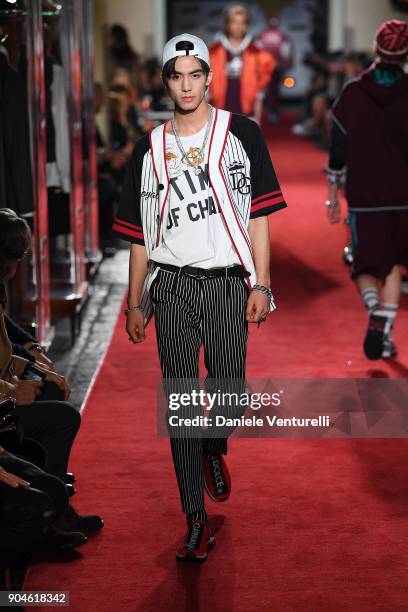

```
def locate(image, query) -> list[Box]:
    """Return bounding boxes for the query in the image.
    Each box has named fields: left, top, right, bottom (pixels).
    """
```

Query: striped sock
left=373, top=302, right=398, bottom=337
left=361, top=287, right=379, bottom=311
left=187, top=510, right=208, bottom=525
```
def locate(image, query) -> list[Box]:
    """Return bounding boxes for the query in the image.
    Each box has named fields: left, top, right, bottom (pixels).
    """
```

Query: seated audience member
left=4, top=310, right=54, bottom=370
left=0, top=208, right=104, bottom=541
left=1, top=378, right=74, bottom=578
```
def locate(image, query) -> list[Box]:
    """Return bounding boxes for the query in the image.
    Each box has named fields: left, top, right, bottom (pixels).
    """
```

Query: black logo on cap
left=175, top=40, right=194, bottom=55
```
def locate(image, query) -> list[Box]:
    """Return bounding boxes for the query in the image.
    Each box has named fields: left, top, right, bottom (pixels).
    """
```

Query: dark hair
left=344, top=52, right=372, bottom=69
left=110, top=24, right=137, bottom=63
left=161, top=57, right=210, bottom=85
left=0, top=208, right=31, bottom=281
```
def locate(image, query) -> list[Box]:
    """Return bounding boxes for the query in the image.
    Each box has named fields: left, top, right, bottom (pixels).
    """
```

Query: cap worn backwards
left=162, top=33, right=210, bottom=68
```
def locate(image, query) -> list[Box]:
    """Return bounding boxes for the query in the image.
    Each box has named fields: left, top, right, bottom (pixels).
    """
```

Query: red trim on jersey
left=151, top=126, right=171, bottom=247
left=251, top=196, right=286, bottom=213
left=217, top=112, right=255, bottom=288
left=112, top=222, right=144, bottom=241
left=208, top=110, right=253, bottom=290
left=251, top=190, right=282, bottom=205
left=114, top=218, right=143, bottom=232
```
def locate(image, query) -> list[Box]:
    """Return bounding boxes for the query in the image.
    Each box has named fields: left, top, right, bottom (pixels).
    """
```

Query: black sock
left=187, top=510, right=208, bottom=525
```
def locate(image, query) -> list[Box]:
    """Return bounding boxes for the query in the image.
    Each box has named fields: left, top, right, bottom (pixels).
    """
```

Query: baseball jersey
left=112, top=109, right=287, bottom=325
left=113, top=113, right=287, bottom=249
left=149, top=121, right=241, bottom=268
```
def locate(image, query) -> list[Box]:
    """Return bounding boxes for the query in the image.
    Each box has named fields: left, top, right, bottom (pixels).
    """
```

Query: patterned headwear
left=375, top=19, right=408, bottom=62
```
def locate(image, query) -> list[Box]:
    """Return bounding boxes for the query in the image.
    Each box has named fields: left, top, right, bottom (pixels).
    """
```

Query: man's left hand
left=246, top=290, right=269, bottom=324
left=33, top=363, right=71, bottom=400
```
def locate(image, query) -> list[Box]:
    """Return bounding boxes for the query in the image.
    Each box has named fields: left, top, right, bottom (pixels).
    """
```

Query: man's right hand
left=126, top=310, right=146, bottom=344
left=15, top=380, right=44, bottom=405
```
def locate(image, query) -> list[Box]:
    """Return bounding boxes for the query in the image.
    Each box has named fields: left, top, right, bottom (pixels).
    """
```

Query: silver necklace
left=170, top=106, right=214, bottom=175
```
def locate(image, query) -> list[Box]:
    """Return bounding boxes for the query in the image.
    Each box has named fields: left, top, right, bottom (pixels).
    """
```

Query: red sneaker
left=203, top=454, right=231, bottom=502
left=176, top=520, right=215, bottom=562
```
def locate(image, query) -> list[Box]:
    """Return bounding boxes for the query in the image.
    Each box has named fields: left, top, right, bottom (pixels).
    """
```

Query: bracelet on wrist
left=124, top=305, right=144, bottom=316
left=29, top=343, right=43, bottom=353
left=252, top=284, right=276, bottom=312
left=324, top=166, right=346, bottom=187
left=252, top=284, right=272, bottom=297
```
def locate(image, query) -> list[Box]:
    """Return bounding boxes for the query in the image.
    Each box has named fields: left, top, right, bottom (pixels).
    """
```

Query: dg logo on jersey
left=227, top=161, right=251, bottom=195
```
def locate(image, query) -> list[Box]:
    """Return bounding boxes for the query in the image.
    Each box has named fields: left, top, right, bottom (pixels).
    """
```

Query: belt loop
left=172, top=266, right=182, bottom=294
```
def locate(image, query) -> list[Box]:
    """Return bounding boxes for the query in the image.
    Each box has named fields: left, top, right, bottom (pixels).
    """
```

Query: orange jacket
left=209, top=41, right=275, bottom=115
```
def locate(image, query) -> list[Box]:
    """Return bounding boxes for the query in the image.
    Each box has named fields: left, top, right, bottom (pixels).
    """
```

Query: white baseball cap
left=162, top=33, right=210, bottom=69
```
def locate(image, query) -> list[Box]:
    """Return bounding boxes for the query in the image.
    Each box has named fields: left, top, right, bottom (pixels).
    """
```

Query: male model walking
left=326, top=20, right=408, bottom=360
left=113, top=33, right=287, bottom=561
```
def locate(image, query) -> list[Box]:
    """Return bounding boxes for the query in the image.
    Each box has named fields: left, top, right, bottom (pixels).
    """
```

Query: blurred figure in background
left=94, top=83, right=121, bottom=256
left=209, top=3, right=275, bottom=124
left=138, top=58, right=167, bottom=111
left=293, top=51, right=370, bottom=146
left=111, top=68, right=142, bottom=136
left=108, top=84, right=135, bottom=186
left=111, top=68, right=156, bottom=138
left=326, top=20, right=408, bottom=360
left=107, top=24, right=140, bottom=84
left=256, top=16, right=293, bottom=124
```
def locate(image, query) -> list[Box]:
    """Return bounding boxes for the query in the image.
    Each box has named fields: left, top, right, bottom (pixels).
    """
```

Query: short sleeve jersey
left=113, top=113, right=287, bottom=250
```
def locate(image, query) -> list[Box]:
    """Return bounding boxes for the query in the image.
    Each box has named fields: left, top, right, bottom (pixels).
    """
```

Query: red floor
left=25, top=119, right=408, bottom=611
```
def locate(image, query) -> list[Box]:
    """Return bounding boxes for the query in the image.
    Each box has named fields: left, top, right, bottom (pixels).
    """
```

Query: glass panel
left=46, top=0, right=85, bottom=304
left=80, top=0, right=100, bottom=267
left=0, top=0, right=51, bottom=344
left=27, top=0, right=52, bottom=344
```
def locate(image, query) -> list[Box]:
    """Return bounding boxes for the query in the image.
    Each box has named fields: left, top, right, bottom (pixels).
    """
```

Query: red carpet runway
left=25, top=120, right=408, bottom=611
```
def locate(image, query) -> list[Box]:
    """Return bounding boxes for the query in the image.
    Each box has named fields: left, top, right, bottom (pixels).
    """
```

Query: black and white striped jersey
left=113, top=113, right=287, bottom=249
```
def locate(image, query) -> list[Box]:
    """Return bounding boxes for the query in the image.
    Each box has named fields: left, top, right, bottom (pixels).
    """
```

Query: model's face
left=227, top=14, right=248, bottom=40
left=165, top=56, right=212, bottom=112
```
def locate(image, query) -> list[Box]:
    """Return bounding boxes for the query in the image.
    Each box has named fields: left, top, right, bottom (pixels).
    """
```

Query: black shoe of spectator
left=44, top=525, right=88, bottom=551
left=66, top=483, right=77, bottom=497
left=54, top=504, right=104, bottom=534
left=63, top=472, right=76, bottom=485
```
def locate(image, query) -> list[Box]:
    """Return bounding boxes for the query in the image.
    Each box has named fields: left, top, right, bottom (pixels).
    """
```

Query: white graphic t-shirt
left=149, top=123, right=241, bottom=269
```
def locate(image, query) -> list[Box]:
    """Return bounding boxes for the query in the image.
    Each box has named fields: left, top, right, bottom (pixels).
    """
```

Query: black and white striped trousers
left=150, top=267, right=248, bottom=514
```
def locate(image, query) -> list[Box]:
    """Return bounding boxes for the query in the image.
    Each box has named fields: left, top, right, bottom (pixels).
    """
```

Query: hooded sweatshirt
left=330, top=62, right=408, bottom=211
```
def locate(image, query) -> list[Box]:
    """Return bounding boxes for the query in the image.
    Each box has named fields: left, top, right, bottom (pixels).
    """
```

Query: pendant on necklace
left=194, top=166, right=202, bottom=175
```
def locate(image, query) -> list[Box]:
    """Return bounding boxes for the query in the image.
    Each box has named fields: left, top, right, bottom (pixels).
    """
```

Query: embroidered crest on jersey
left=228, top=161, right=251, bottom=195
